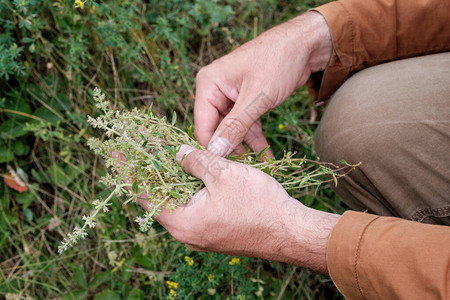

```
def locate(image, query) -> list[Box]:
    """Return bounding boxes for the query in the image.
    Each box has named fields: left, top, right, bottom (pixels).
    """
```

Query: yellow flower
left=278, top=124, right=285, bottom=130
left=184, top=256, right=194, bottom=266
left=208, top=274, right=215, bottom=282
left=229, top=257, right=240, bottom=265
left=74, top=0, right=84, bottom=8
left=166, top=280, right=178, bottom=289
left=169, top=289, right=177, bottom=297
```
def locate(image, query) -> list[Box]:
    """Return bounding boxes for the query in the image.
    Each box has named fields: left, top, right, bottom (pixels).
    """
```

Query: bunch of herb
left=58, top=88, right=358, bottom=253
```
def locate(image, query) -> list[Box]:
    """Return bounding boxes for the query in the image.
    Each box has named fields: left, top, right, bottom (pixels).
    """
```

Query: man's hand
left=195, top=11, right=332, bottom=156
left=138, top=145, right=340, bottom=275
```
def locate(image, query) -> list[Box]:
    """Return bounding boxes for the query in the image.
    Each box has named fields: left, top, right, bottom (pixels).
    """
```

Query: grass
left=0, top=0, right=345, bottom=299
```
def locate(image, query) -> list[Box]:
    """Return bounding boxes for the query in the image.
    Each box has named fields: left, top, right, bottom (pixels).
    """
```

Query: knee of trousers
left=314, top=53, right=450, bottom=224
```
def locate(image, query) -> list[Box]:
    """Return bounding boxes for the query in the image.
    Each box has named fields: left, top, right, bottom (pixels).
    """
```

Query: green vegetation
left=0, top=0, right=345, bottom=299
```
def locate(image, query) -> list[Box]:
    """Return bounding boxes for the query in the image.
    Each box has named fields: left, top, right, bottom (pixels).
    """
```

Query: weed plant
left=58, top=88, right=356, bottom=254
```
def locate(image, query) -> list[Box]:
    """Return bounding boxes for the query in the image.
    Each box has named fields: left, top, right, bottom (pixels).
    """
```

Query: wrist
left=288, top=11, right=333, bottom=73
left=279, top=198, right=340, bottom=275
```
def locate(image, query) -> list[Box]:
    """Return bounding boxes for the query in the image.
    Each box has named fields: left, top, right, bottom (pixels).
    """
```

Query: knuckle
left=219, top=117, right=248, bottom=142
left=196, top=66, right=210, bottom=83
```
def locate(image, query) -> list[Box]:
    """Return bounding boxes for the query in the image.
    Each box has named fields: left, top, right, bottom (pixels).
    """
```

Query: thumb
left=176, top=144, right=230, bottom=185
left=208, top=90, right=273, bottom=157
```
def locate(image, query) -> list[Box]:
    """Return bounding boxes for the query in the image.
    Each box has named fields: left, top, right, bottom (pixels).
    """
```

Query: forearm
left=242, top=197, right=339, bottom=276
left=276, top=200, right=339, bottom=275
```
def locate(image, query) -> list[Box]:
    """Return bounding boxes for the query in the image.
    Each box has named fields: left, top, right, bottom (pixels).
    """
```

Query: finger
left=244, top=121, right=274, bottom=158
left=176, top=144, right=230, bottom=186
left=217, top=110, right=247, bottom=156
left=194, top=76, right=233, bottom=147
left=156, top=188, right=211, bottom=247
left=207, top=87, right=273, bottom=157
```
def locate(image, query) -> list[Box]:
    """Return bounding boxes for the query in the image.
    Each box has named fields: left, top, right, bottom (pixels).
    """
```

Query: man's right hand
left=194, top=11, right=332, bottom=157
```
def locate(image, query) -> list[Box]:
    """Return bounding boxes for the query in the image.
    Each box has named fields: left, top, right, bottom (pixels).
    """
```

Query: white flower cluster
left=58, top=226, right=88, bottom=254
left=93, top=199, right=111, bottom=213
left=135, top=212, right=154, bottom=232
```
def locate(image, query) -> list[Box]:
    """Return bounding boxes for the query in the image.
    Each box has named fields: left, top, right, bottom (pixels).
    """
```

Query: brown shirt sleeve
left=307, top=0, right=450, bottom=101
left=327, top=211, right=450, bottom=299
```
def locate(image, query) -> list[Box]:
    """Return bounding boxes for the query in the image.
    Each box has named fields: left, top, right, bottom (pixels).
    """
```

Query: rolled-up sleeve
left=306, top=0, right=450, bottom=101
left=327, top=211, right=450, bottom=299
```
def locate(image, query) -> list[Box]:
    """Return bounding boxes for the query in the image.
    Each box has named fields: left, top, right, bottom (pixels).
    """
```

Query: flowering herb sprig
left=58, top=88, right=358, bottom=253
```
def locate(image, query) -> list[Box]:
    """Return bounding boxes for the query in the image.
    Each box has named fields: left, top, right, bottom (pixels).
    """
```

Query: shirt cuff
left=306, top=2, right=355, bottom=101
left=326, top=211, right=380, bottom=299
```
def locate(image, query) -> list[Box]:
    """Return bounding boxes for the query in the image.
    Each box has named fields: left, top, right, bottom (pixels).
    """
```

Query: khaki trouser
left=315, top=52, right=450, bottom=225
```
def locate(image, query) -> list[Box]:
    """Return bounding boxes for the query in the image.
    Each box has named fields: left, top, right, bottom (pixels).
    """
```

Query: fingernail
left=176, top=144, right=196, bottom=164
left=208, top=137, right=231, bottom=157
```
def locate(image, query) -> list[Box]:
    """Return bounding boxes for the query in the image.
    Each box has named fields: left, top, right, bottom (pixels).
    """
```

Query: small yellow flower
left=184, top=255, right=194, bottom=266
left=229, top=257, right=240, bottom=265
left=278, top=124, right=285, bottom=130
left=208, top=274, right=215, bottom=282
left=74, top=0, right=84, bottom=8
left=169, top=289, right=177, bottom=297
left=166, top=280, right=178, bottom=289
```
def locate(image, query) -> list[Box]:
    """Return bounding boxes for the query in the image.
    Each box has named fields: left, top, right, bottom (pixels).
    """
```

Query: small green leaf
left=171, top=110, right=177, bottom=126
left=332, top=173, right=338, bottom=187
left=88, top=272, right=110, bottom=289
left=134, top=255, right=153, bottom=269
left=132, top=180, right=139, bottom=194
left=170, top=191, right=180, bottom=200
left=15, top=192, right=34, bottom=208
left=153, top=160, right=161, bottom=171
left=187, top=125, right=194, bottom=139
left=122, top=257, right=134, bottom=281
left=256, top=145, right=270, bottom=160
left=12, top=139, right=28, bottom=156
left=0, top=119, right=27, bottom=140
left=139, top=132, right=148, bottom=147
left=127, top=288, right=144, bottom=300
left=147, top=104, right=153, bottom=116
left=46, top=165, right=70, bottom=186
left=0, top=147, right=14, bottom=163
left=0, top=146, right=14, bottom=163
left=22, top=208, right=33, bottom=222
left=73, top=265, right=87, bottom=290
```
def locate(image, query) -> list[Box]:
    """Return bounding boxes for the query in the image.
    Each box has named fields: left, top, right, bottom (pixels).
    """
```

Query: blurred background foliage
left=0, top=0, right=345, bottom=299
